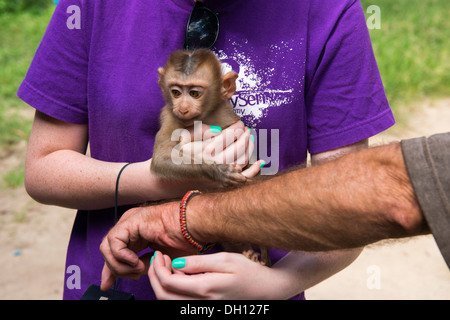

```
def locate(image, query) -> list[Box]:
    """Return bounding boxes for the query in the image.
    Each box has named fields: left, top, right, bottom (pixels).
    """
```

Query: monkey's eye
left=189, top=90, right=201, bottom=98
left=171, top=90, right=181, bottom=98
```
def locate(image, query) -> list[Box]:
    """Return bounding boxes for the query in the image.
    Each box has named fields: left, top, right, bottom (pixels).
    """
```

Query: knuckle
left=99, top=240, right=106, bottom=252
left=203, top=145, right=214, bottom=157
left=217, top=252, right=235, bottom=266
left=196, top=282, right=212, bottom=298
left=158, top=276, right=171, bottom=289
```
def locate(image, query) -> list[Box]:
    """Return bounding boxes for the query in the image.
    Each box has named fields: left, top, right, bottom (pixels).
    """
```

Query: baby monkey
left=151, top=49, right=270, bottom=266
left=152, top=49, right=247, bottom=186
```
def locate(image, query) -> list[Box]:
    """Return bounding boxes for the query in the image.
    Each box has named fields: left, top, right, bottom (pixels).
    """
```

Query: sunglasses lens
left=185, top=8, right=219, bottom=49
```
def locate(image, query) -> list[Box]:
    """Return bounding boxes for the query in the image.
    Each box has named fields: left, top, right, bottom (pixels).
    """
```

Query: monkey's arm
left=151, top=129, right=210, bottom=181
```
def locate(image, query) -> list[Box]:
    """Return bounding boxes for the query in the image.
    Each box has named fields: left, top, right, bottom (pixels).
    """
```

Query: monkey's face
left=164, top=65, right=217, bottom=126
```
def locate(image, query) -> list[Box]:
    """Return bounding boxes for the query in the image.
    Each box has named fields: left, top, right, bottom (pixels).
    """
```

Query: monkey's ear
left=221, top=71, right=238, bottom=100
left=157, top=67, right=165, bottom=85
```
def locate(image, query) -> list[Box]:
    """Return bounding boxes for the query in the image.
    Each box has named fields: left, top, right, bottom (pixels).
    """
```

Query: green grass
left=2, top=165, right=25, bottom=189
left=0, top=7, right=54, bottom=146
left=361, top=0, right=450, bottom=111
left=0, top=7, right=53, bottom=189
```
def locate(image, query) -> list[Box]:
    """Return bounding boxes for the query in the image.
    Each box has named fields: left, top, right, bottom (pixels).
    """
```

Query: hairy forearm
left=188, top=143, right=427, bottom=251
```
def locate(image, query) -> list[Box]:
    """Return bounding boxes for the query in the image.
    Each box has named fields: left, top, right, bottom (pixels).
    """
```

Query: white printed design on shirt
left=216, top=38, right=304, bottom=127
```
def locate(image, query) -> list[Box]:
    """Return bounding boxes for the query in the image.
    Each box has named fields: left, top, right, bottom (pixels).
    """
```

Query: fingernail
left=172, top=258, right=186, bottom=269
left=259, top=161, right=266, bottom=168
left=250, top=135, right=254, bottom=142
left=210, top=125, right=222, bottom=134
left=150, top=251, right=156, bottom=265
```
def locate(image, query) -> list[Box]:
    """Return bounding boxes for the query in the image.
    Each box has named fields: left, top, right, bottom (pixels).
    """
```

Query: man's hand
left=99, top=201, right=195, bottom=291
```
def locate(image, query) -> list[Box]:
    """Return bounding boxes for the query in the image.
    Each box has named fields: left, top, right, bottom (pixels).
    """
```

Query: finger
left=223, top=128, right=251, bottom=166
left=235, top=130, right=255, bottom=168
left=180, top=125, right=224, bottom=163
left=203, top=125, right=224, bottom=140
left=186, top=123, right=223, bottom=141
left=227, top=120, right=246, bottom=132
left=207, top=121, right=246, bottom=151
left=100, top=237, right=128, bottom=279
left=100, top=235, right=146, bottom=281
left=221, top=123, right=247, bottom=150
left=139, top=252, right=153, bottom=275
left=163, top=253, right=173, bottom=268
left=149, top=252, right=172, bottom=298
left=108, top=230, right=141, bottom=267
left=241, top=160, right=264, bottom=179
left=172, top=252, right=237, bottom=274
left=149, top=252, right=196, bottom=300
left=100, top=263, right=116, bottom=291
left=204, top=127, right=248, bottom=164
left=150, top=253, right=240, bottom=298
left=151, top=252, right=204, bottom=299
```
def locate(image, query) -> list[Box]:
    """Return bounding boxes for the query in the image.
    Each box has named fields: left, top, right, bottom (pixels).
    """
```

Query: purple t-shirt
left=18, top=0, right=394, bottom=300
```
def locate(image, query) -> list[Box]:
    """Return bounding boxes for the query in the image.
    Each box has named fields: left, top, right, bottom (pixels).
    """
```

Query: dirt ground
left=0, top=98, right=449, bottom=300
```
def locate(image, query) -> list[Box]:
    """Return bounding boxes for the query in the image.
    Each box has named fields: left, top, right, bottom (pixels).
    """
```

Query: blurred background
left=0, top=0, right=449, bottom=299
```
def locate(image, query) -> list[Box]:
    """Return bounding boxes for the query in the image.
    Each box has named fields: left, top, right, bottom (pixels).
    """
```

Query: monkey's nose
left=179, top=108, right=189, bottom=115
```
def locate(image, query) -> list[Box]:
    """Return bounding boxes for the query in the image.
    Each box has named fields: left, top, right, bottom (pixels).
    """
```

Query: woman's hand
left=148, top=251, right=295, bottom=300
left=178, top=121, right=263, bottom=180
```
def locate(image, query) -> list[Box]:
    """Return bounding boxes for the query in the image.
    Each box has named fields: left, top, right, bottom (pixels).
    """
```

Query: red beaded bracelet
left=179, top=190, right=215, bottom=254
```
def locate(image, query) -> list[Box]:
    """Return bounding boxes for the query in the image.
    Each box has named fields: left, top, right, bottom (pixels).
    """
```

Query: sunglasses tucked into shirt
left=183, top=1, right=220, bottom=50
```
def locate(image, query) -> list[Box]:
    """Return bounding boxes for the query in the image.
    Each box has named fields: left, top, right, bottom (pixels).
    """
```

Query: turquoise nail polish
left=259, top=161, right=266, bottom=168
left=172, top=258, right=186, bottom=269
left=210, top=125, right=222, bottom=134
left=250, top=135, right=254, bottom=142
left=150, top=251, right=156, bottom=265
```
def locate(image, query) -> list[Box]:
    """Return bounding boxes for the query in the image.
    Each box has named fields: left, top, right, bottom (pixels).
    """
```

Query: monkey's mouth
left=175, top=114, right=201, bottom=126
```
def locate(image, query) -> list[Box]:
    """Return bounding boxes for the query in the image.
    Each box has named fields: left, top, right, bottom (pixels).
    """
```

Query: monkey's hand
left=210, top=163, right=247, bottom=187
